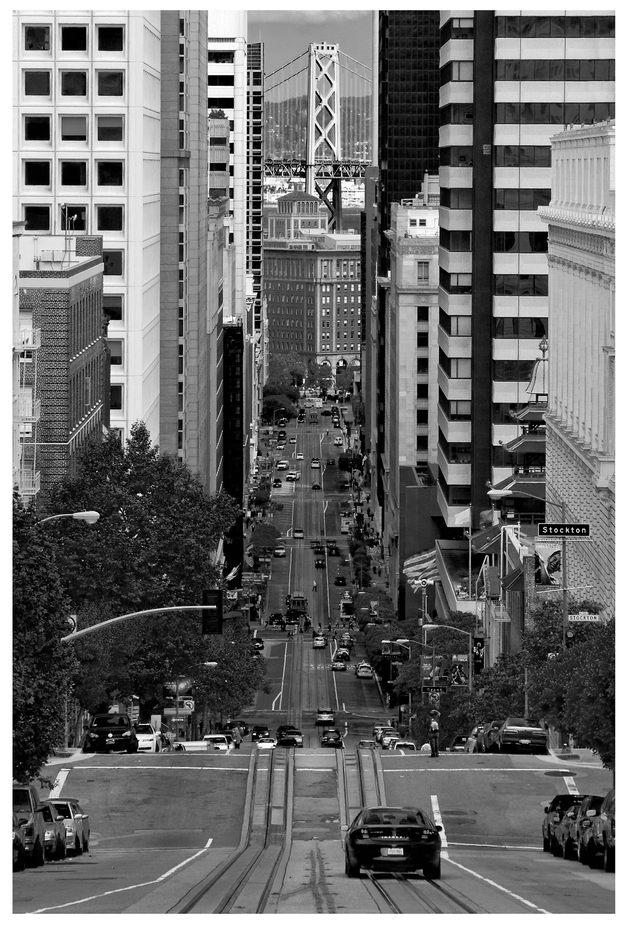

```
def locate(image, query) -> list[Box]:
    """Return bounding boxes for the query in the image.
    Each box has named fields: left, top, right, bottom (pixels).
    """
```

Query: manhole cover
left=544, top=770, right=577, bottom=777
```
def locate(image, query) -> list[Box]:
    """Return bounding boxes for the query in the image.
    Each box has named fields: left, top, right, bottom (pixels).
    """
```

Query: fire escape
left=14, top=326, right=41, bottom=500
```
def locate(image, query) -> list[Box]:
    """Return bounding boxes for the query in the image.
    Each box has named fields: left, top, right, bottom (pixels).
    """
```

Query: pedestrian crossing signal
left=202, top=589, right=223, bottom=634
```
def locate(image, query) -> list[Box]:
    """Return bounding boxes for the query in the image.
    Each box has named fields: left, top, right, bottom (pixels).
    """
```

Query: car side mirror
left=340, top=824, right=349, bottom=832
left=586, top=809, right=597, bottom=817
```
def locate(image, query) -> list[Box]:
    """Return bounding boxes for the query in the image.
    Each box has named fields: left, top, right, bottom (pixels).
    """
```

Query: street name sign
left=568, top=612, right=600, bottom=622
left=537, top=523, right=590, bottom=538
left=422, top=685, right=447, bottom=694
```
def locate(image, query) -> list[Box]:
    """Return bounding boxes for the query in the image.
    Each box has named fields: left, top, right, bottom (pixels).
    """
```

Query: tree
left=13, top=495, right=77, bottom=781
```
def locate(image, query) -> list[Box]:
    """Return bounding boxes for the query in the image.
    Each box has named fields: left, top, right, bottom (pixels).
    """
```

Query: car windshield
left=92, top=714, right=129, bottom=728
left=13, top=791, right=31, bottom=813
left=41, top=806, right=54, bottom=822
left=136, top=725, right=153, bottom=734
left=508, top=717, right=534, bottom=726
left=50, top=803, right=73, bottom=819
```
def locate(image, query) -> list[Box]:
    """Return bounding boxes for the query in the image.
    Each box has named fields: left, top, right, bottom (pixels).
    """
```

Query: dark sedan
left=334, top=574, right=347, bottom=586
left=493, top=717, right=548, bottom=754
left=475, top=720, right=505, bottom=753
left=251, top=724, right=270, bottom=742
left=553, top=794, right=605, bottom=861
left=314, top=558, right=326, bottom=568
left=321, top=729, right=344, bottom=748
left=342, top=806, right=442, bottom=879
left=83, top=713, right=138, bottom=753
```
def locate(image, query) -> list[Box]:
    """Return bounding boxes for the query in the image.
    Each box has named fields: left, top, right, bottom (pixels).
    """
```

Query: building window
left=110, top=384, right=123, bottom=411
left=25, top=26, right=50, bottom=51
left=97, top=206, right=123, bottom=231
left=97, top=161, right=123, bottom=186
left=103, top=294, right=123, bottom=322
left=24, top=161, right=50, bottom=185
left=97, top=115, right=124, bottom=141
left=417, top=358, right=429, bottom=374
left=60, top=115, right=87, bottom=141
left=97, top=26, right=124, bottom=51
left=61, top=26, right=87, bottom=51
left=417, top=333, right=429, bottom=348
left=103, top=250, right=124, bottom=276
left=23, top=205, right=50, bottom=231
left=449, top=400, right=471, bottom=421
left=61, top=161, right=87, bottom=186
left=417, top=261, right=429, bottom=280
left=61, top=71, right=87, bottom=96
left=417, top=306, right=429, bottom=322
left=24, top=115, right=50, bottom=141
left=416, top=410, right=428, bottom=424
left=417, top=384, right=429, bottom=399
left=24, top=70, right=50, bottom=96
left=97, top=71, right=124, bottom=96
left=108, top=340, right=123, bottom=366
left=60, top=205, right=86, bottom=230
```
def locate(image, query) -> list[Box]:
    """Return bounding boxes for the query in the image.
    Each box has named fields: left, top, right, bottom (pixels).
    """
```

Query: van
left=340, top=516, right=351, bottom=534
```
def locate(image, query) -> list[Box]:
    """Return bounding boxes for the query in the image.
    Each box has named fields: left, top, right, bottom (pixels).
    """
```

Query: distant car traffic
left=357, top=739, right=378, bottom=750
left=256, top=736, right=277, bottom=750
left=45, top=797, right=90, bottom=856
left=268, top=612, right=284, bottom=626
left=355, top=662, right=374, bottom=679
left=273, top=544, right=287, bottom=557
left=293, top=528, right=304, bottom=539
left=202, top=734, right=233, bottom=752
left=381, top=730, right=402, bottom=749
left=321, top=729, right=344, bottom=748
left=314, top=557, right=326, bottom=568
left=311, top=482, right=321, bottom=490
left=313, top=636, right=327, bottom=648
left=272, top=478, right=283, bottom=488
left=341, top=806, right=442, bottom=879
left=334, top=647, right=350, bottom=661
left=331, top=659, right=347, bottom=671
left=334, top=574, right=347, bottom=586
left=391, top=740, right=417, bottom=751
left=276, top=726, right=303, bottom=747
left=289, top=436, right=297, bottom=444
left=135, top=722, right=161, bottom=753
left=276, top=460, right=290, bottom=470
left=449, top=734, right=470, bottom=752
left=253, top=637, right=264, bottom=650
left=311, top=458, right=321, bottom=469
left=296, top=452, right=304, bottom=459
left=251, top=724, right=270, bottom=741
left=316, top=708, right=334, bottom=726
left=334, top=436, right=343, bottom=446
left=285, top=471, right=300, bottom=481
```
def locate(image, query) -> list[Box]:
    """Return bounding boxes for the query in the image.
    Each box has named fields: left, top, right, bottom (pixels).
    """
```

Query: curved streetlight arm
left=422, top=624, right=473, bottom=692
left=39, top=511, right=100, bottom=525
left=61, top=605, right=237, bottom=642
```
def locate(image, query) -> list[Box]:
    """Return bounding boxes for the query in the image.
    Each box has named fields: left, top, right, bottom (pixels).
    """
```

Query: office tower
left=437, top=11, right=615, bottom=529
left=372, top=10, right=441, bottom=524
left=539, top=121, right=615, bottom=617
left=159, top=11, right=212, bottom=484
left=13, top=11, right=164, bottom=444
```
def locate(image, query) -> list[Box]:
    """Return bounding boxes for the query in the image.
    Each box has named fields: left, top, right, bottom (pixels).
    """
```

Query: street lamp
left=488, top=488, right=569, bottom=651
left=382, top=638, right=437, bottom=725
left=38, top=510, right=100, bottom=525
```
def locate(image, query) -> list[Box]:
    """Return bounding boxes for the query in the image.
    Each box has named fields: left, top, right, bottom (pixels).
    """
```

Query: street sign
left=164, top=706, right=192, bottom=716
left=422, top=685, right=447, bottom=694
left=569, top=612, right=600, bottom=622
left=537, top=523, right=590, bottom=538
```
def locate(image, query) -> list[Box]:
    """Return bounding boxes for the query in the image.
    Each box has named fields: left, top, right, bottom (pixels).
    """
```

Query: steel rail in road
left=170, top=749, right=294, bottom=914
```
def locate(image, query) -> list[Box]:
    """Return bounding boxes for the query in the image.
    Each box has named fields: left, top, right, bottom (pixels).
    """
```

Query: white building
left=539, top=120, right=615, bottom=617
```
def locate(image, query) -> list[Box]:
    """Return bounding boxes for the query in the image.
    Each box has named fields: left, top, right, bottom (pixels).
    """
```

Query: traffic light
left=565, top=630, right=576, bottom=648
left=473, top=638, right=485, bottom=675
left=202, top=589, right=223, bottom=635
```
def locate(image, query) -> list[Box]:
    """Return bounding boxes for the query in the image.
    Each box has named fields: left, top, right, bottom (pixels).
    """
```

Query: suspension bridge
left=264, top=43, right=372, bottom=230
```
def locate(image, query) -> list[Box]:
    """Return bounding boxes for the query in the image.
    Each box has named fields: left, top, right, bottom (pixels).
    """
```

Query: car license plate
left=520, top=739, right=530, bottom=745
left=106, top=739, right=115, bottom=745
left=384, top=847, right=404, bottom=856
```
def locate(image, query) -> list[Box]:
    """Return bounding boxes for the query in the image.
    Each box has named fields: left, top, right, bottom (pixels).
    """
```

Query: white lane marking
left=430, top=795, right=448, bottom=855
left=65, top=766, right=247, bottom=772
left=564, top=775, right=579, bottom=795
left=382, top=767, right=572, bottom=772
left=448, top=842, right=543, bottom=850
left=443, top=856, right=551, bottom=914
left=49, top=768, right=70, bottom=797
left=272, top=642, right=289, bottom=711
left=32, top=840, right=213, bottom=913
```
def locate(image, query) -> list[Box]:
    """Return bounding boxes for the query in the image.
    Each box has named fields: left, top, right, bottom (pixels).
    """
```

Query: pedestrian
left=312, top=580, right=317, bottom=591
left=428, top=711, right=440, bottom=758
left=232, top=727, right=242, bottom=750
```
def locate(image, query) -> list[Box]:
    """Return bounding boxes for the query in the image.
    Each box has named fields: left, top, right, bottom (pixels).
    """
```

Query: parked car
left=83, top=712, right=139, bottom=753
left=253, top=637, right=264, bottom=650
left=492, top=717, right=548, bottom=754
left=45, top=797, right=90, bottom=856
left=13, top=813, right=27, bottom=872
left=41, top=803, right=67, bottom=861
left=588, top=789, right=615, bottom=871
left=341, top=806, right=442, bottom=879
left=391, top=740, right=417, bottom=751
left=273, top=544, right=287, bottom=557
left=449, top=734, right=470, bottom=752
left=134, top=722, right=160, bottom=753
left=554, top=795, right=605, bottom=862
left=251, top=724, right=270, bottom=742
left=316, top=708, right=335, bottom=726
left=321, top=729, right=344, bottom=748
left=475, top=720, right=505, bottom=753
left=355, top=662, right=374, bottom=679
left=542, top=794, right=585, bottom=854
left=13, top=783, right=46, bottom=868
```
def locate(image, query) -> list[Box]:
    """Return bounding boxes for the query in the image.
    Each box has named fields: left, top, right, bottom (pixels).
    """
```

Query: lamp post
left=422, top=624, right=474, bottom=692
left=382, top=638, right=436, bottom=727
left=38, top=510, right=100, bottom=525
left=488, top=488, right=568, bottom=651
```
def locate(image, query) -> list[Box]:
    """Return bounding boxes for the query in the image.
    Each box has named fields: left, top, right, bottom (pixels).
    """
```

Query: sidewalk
left=548, top=746, right=604, bottom=766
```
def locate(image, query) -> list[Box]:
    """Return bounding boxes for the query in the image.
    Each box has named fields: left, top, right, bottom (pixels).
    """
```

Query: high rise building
left=13, top=11, right=164, bottom=444
left=437, top=10, right=615, bottom=530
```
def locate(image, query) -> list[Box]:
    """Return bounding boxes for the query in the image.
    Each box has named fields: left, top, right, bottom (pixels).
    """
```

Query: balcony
left=18, top=469, right=41, bottom=497
left=16, top=393, right=41, bottom=423
left=14, top=328, right=41, bottom=350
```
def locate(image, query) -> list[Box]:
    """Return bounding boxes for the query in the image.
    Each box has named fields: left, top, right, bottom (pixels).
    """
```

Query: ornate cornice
left=538, top=205, right=615, bottom=234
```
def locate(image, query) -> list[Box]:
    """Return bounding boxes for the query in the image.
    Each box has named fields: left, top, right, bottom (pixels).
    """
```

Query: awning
left=501, top=566, right=524, bottom=592
left=470, top=524, right=502, bottom=556
left=503, top=433, right=546, bottom=453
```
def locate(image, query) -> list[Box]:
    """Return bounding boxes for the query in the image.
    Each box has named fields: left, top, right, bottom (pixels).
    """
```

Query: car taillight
left=552, top=814, right=560, bottom=822
left=89, top=732, right=98, bottom=738
left=360, top=828, right=371, bottom=839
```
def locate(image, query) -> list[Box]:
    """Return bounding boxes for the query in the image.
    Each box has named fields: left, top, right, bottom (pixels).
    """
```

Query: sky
left=247, top=9, right=374, bottom=76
